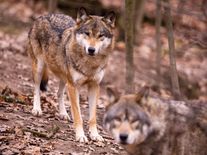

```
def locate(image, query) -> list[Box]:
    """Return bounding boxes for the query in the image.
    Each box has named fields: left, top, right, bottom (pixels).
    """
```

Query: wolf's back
left=32, top=14, right=75, bottom=35
left=40, top=14, right=76, bottom=34
left=28, top=14, right=75, bottom=52
left=28, top=14, right=76, bottom=91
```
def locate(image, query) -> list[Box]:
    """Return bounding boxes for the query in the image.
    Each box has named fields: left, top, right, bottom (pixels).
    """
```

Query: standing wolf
left=27, top=8, right=115, bottom=142
left=104, top=86, right=207, bottom=155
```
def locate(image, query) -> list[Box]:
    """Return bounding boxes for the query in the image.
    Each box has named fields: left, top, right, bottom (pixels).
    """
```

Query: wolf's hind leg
left=32, top=58, right=45, bottom=116
left=88, top=82, right=104, bottom=141
left=58, top=80, right=70, bottom=120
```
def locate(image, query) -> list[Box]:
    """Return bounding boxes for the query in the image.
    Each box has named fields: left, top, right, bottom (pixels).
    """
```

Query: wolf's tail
left=40, top=67, right=48, bottom=92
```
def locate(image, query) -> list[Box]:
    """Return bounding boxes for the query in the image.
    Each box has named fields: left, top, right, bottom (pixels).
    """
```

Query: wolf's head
left=74, top=7, right=115, bottom=56
left=103, top=86, right=153, bottom=145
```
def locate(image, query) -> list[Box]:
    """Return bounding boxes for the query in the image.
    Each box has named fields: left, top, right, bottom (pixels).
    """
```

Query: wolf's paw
left=89, top=131, right=104, bottom=142
left=76, top=134, right=88, bottom=143
left=59, top=113, right=70, bottom=121
left=75, top=127, right=88, bottom=143
left=32, top=108, right=42, bottom=116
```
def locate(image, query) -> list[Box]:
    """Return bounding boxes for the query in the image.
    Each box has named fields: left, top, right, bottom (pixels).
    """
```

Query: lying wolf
left=103, top=86, right=207, bottom=155
left=27, top=8, right=115, bottom=142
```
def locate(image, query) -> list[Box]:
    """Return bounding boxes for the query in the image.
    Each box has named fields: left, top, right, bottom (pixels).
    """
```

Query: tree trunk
left=177, top=0, right=186, bottom=14
left=48, top=0, right=58, bottom=13
left=202, top=0, right=207, bottom=19
left=125, top=0, right=135, bottom=93
left=134, top=0, right=145, bottom=44
left=164, top=0, right=181, bottom=100
left=155, top=0, right=162, bottom=86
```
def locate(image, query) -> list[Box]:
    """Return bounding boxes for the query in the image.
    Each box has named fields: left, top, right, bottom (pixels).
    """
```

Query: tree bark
left=164, top=0, right=181, bottom=100
left=134, top=0, right=145, bottom=44
left=125, top=0, right=135, bottom=93
left=202, top=0, right=207, bottom=19
left=156, top=0, right=162, bottom=86
left=48, top=0, right=58, bottom=13
left=177, top=0, right=186, bottom=14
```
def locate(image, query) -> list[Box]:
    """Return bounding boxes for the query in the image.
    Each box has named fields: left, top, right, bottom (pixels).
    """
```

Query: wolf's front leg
left=88, top=82, right=104, bottom=141
left=67, top=84, right=88, bottom=142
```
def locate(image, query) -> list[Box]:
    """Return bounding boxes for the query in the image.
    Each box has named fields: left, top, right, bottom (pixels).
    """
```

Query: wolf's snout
left=88, top=47, right=95, bottom=56
left=119, top=134, right=128, bottom=144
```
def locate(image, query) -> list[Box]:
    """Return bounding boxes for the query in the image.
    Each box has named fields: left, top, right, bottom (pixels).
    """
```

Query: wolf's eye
left=98, top=34, right=104, bottom=38
left=112, top=117, right=121, bottom=126
left=114, top=116, right=121, bottom=122
left=131, top=121, right=140, bottom=129
left=84, top=32, right=90, bottom=36
left=113, top=119, right=121, bottom=126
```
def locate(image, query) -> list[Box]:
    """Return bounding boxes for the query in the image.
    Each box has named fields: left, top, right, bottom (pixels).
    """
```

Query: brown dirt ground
left=0, top=16, right=128, bottom=155
left=1, top=0, right=207, bottom=154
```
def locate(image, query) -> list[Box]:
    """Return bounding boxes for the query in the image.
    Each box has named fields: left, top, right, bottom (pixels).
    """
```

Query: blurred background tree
left=48, top=0, right=57, bottom=13
left=125, top=0, right=135, bottom=93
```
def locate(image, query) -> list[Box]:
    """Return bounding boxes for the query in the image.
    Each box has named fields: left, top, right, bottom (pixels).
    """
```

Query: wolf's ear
left=106, top=86, right=120, bottom=105
left=136, top=86, right=150, bottom=103
left=103, top=11, right=116, bottom=28
left=77, top=7, right=88, bottom=23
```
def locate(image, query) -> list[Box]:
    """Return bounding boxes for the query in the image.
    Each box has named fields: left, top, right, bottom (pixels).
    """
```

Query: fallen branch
left=0, top=86, right=30, bottom=104
left=102, top=135, right=114, bottom=140
left=47, top=124, right=60, bottom=139
left=23, top=128, right=48, bottom=138
left=0, top=114, right=9, bottom=121
left=0, top=94, right=26, bottom=104
left=23, top=125, right=60, bottom=139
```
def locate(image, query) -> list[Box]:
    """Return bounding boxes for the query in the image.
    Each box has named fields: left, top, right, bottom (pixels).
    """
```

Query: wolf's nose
left=88, top=47, right=95, bottom=56
left=119, top=134, right=128, bottom=143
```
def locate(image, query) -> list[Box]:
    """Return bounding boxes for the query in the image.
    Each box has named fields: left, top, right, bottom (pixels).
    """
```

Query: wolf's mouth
left=88, top=52, right=95, bottom=56
left=120, top=141, right=128, bottom=145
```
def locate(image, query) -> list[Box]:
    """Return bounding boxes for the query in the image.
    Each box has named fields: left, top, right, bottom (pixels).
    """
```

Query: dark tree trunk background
left=202, top=0, right=207, bottom=18
left=134, top=0, right=145, bottom=44
left=48, top=0, right=58, bottom=13
left=125, top=0, right=135, bottom=93
left=164, top=0, right=181, bottom=100
left=156, top=0, right=162, bottom=87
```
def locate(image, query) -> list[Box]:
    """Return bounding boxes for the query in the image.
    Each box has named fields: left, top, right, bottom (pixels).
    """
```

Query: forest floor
left=0, top=0, right=207, bottom=155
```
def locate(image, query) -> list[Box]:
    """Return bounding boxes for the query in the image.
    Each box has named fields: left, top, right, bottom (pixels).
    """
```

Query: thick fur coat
left=104, top=86, right=207, bottom=155
left=28, top=8, right=115, bottom=142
